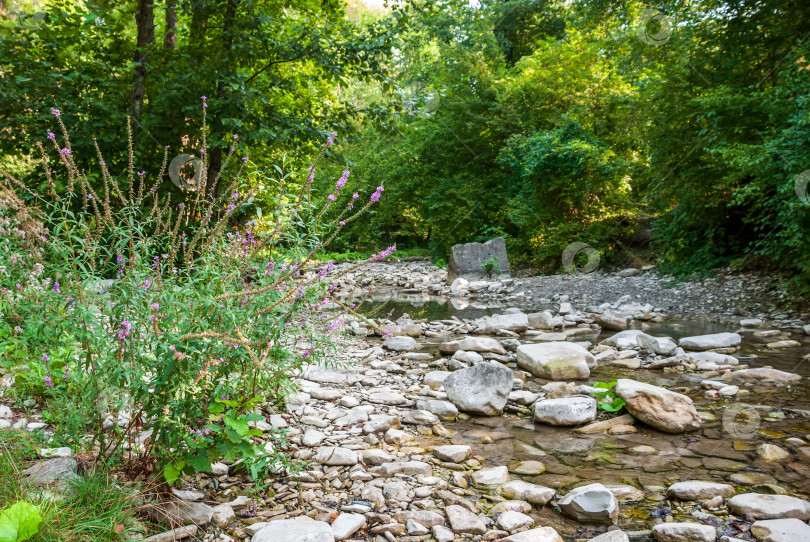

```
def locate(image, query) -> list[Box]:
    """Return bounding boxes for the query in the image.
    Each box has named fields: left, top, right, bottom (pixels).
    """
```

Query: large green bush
left=0, top=103, right=391, bottom=483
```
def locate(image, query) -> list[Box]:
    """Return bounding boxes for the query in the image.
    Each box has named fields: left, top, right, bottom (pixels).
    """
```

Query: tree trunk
left=204, top=0, right=240, bottom=200
left=164, top=0, right=177, bottom=50
left=131, top=0, right=156, bottom=120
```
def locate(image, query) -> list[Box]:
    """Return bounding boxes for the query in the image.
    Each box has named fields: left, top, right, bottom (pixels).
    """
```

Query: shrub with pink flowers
left=0, top=102, right=393, bottom=484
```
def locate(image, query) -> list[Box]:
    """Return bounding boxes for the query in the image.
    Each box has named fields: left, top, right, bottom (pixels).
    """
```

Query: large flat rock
left=444, top=363, right=513, bottom=416
left=728, top=493, right=810, bottom=520
left=252, top=519, right=334, bottom=542
left=679, top=332, right=741, bottom=351
left=516, top=342, right=593, bottom=380
left=613, top=379, right=701, bottom=433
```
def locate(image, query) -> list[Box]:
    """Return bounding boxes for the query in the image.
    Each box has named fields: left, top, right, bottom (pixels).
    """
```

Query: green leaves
left=590, top=380, right=627, bottom=413
left=163, top=460, right=185, bottom=485
left=0, top=501, right=42, bottom=542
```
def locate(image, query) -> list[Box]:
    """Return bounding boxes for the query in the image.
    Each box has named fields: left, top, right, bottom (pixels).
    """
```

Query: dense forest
left=2, top=0, right=809, bottom=286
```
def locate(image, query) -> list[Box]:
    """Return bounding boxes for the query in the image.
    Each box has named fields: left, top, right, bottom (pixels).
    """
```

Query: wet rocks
left=727, top=493, right=810, bottom=520
left=533, top=396, right=597, bottom=426
left=558, top=483, right=619, bottom=525
left=251, top=518, right=335, bottom=542
left=679, top=332, right=741, bottom=351
left=516, top=342, right=594, bottom=380
left=666, top=481, right=734, bottom=501
left=758, top=443, right=790, bottom=461
left=652, top=522, right=716, bottom=542
left=613, top=379, right=701, bottom=433
left=444, top=363, right=513, bottom=416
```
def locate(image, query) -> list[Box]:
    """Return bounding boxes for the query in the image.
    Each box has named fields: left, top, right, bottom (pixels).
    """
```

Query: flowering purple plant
left=371, top=186, right=384, bottom=203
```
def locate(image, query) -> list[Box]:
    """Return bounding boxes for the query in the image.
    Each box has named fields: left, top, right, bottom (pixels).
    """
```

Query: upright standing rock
left=447, top=237, right=510, bottom=282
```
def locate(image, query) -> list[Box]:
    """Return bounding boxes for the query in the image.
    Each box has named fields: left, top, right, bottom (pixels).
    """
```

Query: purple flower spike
left=61, top=148, right=71, bottom=156
left=336, top=170, right=349, bottom=190
left=51, top=108, right=60, bottom=117
left=47, top=132, right=55, bottom=140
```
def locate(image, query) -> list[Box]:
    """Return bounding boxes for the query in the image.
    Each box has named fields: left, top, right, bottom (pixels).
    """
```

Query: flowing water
left=362, top=297, right=810, bottom=540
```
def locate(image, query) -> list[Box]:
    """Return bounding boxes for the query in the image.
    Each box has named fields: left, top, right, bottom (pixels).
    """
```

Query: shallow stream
left=363, top=297, right=810, bottom=540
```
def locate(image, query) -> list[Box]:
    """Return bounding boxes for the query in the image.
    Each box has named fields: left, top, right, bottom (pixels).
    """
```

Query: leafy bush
left=0, top=102, right=391, bottom=483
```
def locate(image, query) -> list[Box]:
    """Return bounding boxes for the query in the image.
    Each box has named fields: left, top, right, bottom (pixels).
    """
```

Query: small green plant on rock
left=591, top=379, right=626, bottom=413
left=481, top=255, right=500, bottom=278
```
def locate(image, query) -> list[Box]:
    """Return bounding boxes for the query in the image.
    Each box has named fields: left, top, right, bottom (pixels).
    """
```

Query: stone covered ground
left=4, top=262, right=810, bottom=542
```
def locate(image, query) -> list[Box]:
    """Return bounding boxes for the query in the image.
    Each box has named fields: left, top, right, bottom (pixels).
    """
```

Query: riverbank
left=2, top=264, right=809, bottom=542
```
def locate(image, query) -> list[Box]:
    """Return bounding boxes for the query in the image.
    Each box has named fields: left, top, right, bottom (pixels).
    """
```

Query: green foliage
left=0, top=433, right=148, bottom=541
left=0, top=502, right=41, bottom=542
left=590, top=379, right=626, bottom=413
left=0, top=0, right=406, bottom=199
left=317, top=0, right=810, bottom=289
left=0, top=104, right=386, bottom=483
left=481, top=255, right=500, bottom=277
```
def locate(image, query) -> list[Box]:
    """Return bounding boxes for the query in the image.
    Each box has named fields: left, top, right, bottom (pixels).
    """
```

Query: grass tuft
left=0, top=430, right=152, bottom=541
